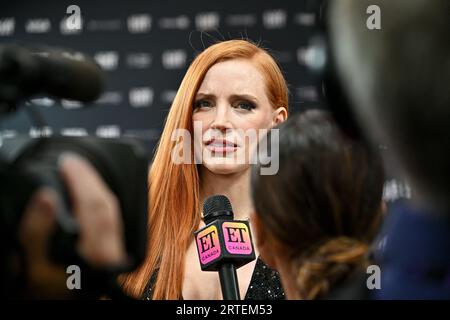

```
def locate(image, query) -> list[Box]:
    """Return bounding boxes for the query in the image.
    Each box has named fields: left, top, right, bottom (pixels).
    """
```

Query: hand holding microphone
left=194, top=195, right=256, bottom=300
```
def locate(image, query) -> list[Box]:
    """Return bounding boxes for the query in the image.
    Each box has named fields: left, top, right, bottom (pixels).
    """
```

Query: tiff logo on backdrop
left=195, top=12, right=220, bottom=31
left=225, top=14, right=256, bottom=27
left=126, top=53, right=152, bottom=69
left=162, top=50, right=187, bottom=69
left=62, top=99, right=83, bottom=109
left=0, top=18, right=15, bottom=36
left=96, top=125, right=121, bottom=138
left=129, top=87, right=154, bottom=107
left=25, top=18, right=51, bottom=33
left=262, top=9, right=287, bottom=29
left=159, top=15, right=190, bottom=30
left=61, top=128, right=88, bottom=137
left=127, top=14, right=152, bottom=33
left=94, top=51, right=119, bottom=71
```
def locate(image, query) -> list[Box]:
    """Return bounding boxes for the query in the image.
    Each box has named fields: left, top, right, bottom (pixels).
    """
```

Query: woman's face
left=192, top=58, right=286, bottom=175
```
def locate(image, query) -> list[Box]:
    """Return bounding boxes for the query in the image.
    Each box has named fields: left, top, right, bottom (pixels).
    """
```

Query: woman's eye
left=236, top=101, right=256, bottom=111
left=193, top=100, right=212, bottom=109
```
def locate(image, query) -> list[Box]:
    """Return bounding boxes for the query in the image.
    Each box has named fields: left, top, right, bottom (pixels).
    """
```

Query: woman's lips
left=205, top=139, right=238, bottom=154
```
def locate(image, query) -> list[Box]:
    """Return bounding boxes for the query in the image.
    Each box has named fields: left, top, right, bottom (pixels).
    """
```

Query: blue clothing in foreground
left=375, top=201, right=450, bottom=299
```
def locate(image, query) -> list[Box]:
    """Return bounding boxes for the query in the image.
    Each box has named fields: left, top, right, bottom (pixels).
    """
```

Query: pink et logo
left=196, top=225, right=221, bottom=265
left=222, top=222, right=253, bottom=255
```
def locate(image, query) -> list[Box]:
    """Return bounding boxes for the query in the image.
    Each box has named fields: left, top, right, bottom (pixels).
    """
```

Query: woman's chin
left=203, top=162, right=249, bottom=175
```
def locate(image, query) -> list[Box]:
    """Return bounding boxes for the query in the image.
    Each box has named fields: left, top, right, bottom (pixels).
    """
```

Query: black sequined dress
left=143, top=257, right=285, bottom=300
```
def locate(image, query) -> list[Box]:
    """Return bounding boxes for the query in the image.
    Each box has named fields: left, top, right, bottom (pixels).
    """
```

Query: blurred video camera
left=0, top=44, right=148, bottom=297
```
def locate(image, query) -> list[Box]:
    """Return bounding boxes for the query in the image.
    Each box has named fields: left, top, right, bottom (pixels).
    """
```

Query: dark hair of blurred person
left=330, top=0, right=450, bottom=299
left=250, top=110, right=385, bottom=299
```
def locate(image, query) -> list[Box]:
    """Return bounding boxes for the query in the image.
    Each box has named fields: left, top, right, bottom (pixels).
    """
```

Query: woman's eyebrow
left=195, top=92, right=259, bottom=103
left=229, top=94, right=259, bottom=103
left=195, top=92, right=215, bottom=100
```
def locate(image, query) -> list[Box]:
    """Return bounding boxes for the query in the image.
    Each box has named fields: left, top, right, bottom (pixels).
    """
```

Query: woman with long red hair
left=122, top=39, right=289, bottom=300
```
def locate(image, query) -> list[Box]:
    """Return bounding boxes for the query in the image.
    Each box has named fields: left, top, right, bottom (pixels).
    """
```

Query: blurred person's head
left=329, top=0, right=450, bottom=211
left=251, top=110, right=385, bottom=299
left=123, top=39, right=288, bottom=299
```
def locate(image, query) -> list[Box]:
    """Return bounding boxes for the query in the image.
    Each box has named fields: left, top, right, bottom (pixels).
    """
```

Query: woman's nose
left=210, top=104, right=231, bottom=131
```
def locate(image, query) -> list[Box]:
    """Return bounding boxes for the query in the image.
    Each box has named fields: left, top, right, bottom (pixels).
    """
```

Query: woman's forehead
left=198, top=59, right=266, bottom=96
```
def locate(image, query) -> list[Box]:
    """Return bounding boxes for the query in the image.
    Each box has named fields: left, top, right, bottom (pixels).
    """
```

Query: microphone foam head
left=202, top=195, right=234, bottom=224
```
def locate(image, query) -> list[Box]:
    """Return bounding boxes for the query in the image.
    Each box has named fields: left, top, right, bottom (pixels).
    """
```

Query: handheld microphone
left=194, top=195, right=256, bottom=300
left=0, top=45, right=105, bottom=110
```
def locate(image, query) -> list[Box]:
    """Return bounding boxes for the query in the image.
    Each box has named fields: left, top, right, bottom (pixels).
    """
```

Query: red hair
left=122, top=40, right=289, bottom=299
